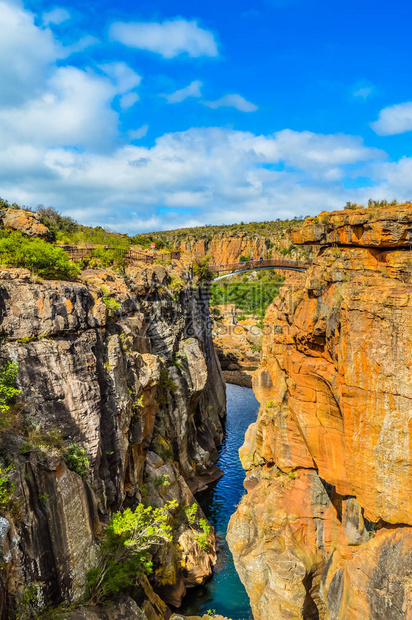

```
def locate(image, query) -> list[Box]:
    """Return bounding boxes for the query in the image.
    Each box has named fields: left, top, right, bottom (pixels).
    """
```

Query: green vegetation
left=154, top=474, right=170, bottom=488
left=344, top=199, right=400, bottom=210
left=185, top=502, right=198, bottom=525
left=37, top=206, right=78, bottom=240
left=0, top=231, right=79, bottom=279
left=195, top=518, right=211, bottom=551
left=141, top=215, right=308, bottom=246
left=90, top=246, right=126, bottom=270
left=168, top=274, right=185, bottom=299
left=157, top=369, right=178, bottom=405
left=0, top=197, right=23, bottom=211
left=0, top=362, right=21, bottom=414
left=193, top=256, right=214, bottom=282
left=102, top=296, right=120, bottom=312
left=86, top=500, right=177, bottom=604
left=64, top=443, right=90, bottom=477
left=210, top=270, right=284, bottom=317
left=0, top=465, right=14, bottom=510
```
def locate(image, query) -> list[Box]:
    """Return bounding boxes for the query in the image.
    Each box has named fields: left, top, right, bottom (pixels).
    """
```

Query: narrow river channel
left=180, top=383, right=259, bottom=619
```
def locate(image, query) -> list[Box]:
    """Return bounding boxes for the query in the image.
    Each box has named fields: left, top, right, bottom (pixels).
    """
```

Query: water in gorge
left=179, top=383, right=259, bottom=619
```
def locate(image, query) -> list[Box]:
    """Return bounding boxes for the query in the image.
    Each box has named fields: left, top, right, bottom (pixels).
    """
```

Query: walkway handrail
left=58, top=244, right=181, bottom=264
left=209, top=258, right=312, bottom=273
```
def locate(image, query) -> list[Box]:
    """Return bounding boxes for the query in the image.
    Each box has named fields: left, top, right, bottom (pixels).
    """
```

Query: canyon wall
left=228, top=204, right=412, bottom=620
left=0, top=263, right=226, bottom=618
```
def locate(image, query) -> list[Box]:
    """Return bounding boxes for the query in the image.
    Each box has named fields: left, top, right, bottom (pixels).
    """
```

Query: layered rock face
left=0, top=265, right=225, bottom=618
left=177, top=231, right=312, bottom=265
left=212, top=304, right=262, bottom=387
left=228, top=204, right=412, bottom=619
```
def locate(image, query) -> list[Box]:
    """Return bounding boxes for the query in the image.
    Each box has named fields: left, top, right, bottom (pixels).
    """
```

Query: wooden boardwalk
left=59, top=245, right=181, bottom=264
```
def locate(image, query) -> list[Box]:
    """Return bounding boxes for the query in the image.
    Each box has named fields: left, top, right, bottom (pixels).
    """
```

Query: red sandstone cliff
left=228, top=203, right=412, bottom=620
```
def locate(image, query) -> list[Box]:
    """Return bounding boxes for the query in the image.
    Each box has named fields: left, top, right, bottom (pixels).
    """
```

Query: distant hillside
left=139, top=217, right=314, bottom=264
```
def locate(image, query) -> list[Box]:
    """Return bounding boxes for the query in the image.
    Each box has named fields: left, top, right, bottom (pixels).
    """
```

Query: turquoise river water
left=179, top=383, right=259, bottom=619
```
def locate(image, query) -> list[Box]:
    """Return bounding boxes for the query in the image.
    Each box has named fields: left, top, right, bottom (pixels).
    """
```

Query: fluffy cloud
left=0, top=126, right=387, bottom=232
left=0, top=0, right=59, bottom=107
left=164, top=80, right=202, bottom=103
left=42, top=7, right=70, bottom=26
left=0, top=65, right=138, bottom=150
left=371, top=102, right=412, bottom=136
left=129, top=125, right=149, bottom=140
left=0, top=0, right=402, bottom=234
left=110, top=19, right=218, bottom=58
left=204, top=94, right=258, bottom=112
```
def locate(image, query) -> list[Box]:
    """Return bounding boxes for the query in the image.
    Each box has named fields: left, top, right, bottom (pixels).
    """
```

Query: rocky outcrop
left=0, top=208, right=51, bottom=239
left=291, top=203, right=412, bottom=247
left=228, top=204, right=412, bottom=619
left=212, top=304, right=262, bottom=386
left=0, top=264, right=225, bottom=617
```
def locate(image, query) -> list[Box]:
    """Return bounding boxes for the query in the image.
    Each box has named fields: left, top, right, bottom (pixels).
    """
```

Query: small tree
left=64, top=443, right=90, bottom=477
left=0, top=362, right=21, bottom=413
left=193, top=256, right=214, bottom=282
left=87, top=500, right=178, bottom=604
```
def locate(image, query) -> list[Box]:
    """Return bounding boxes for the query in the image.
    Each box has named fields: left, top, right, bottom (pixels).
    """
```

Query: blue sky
left=1, top=0, right=412, bottom=232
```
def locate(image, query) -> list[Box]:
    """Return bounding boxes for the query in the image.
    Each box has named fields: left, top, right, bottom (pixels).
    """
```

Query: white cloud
left=0, top=1, right=59, bottom=107
left=42, top=7, right=70, bottom=26
left=204, top=93, right=258, bottom=112
left=0, top=126, right=386, bottom=232
left=120, top=92, right=139, bottom=110
left=64, top=35, right=99, bottom=55
left=371, top=102, right=412, bottom=136
left=129, top=125, right=149, bottom=140
left=353, top=86, right=373, bottom=99
left=99, top=62, right=142, bottom=92
left=109, top=18, right=218, bottom=58
left=0, top=59, right=144, bottom=150
left=164, top=80, right=202, bottom=103
left=0, top=0, right=397, bottom=234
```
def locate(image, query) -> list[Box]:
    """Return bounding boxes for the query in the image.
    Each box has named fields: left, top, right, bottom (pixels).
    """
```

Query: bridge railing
left=209, top=258, right=312, bottom=273
left=58, top=245, right=181, bottom=264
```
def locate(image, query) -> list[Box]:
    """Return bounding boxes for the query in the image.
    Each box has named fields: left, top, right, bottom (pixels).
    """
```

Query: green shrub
left=168, top=275, right=185, bottom=299
left=91, top=246, right=126, bottom=270
left=86, top=500, right=177, bottom=604
left=64, top=443, right=89, bottom=477
left=37, top=206, right=79, bottom=239
left=0, top=466, right=13, bottom=510
left=239, top=254, right=251, bottom=263
left=27, top=427, right=64, bottom=453
left=0, top=361, right=21, bottom=414
left=185, top=503, right=198, bottom=525
left=193, top=256, right=214, bottom=282
left=154, top=474, right=170, bottom=488
left=0, top=231, right=79, bottom=279
left=195, top=518, right=211, bottom=551
left=102, top=296, right=120, bottom=312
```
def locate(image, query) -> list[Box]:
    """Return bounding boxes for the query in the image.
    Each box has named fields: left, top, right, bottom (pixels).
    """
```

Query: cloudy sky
left=1, top=0, right=412, bottom=232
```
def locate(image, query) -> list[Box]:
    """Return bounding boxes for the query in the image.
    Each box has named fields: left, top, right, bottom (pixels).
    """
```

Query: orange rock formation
left=228, top=203, right=412, bottom=620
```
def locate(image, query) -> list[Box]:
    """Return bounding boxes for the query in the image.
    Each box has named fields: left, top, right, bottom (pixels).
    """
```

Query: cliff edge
left=0, top=263, right=226, bottom=618
left=228, top=203, right=412, bottom=620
